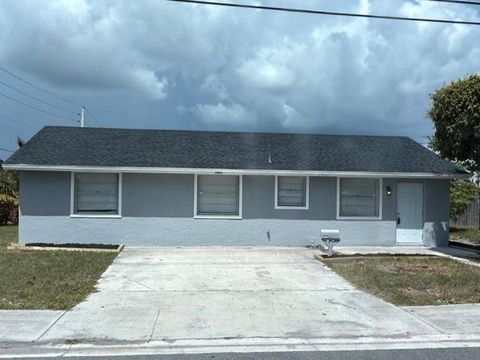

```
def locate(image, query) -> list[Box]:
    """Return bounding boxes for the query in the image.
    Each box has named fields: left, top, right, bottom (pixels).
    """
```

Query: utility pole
left=80, top=107, right=85, bottom=127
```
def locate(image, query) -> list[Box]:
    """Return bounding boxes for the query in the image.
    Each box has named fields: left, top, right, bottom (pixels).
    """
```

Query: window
left=195, top=175, right=241, bottom=218
left=338, top=178, right=381, bottom=219
left=275, top=176, right=309, bottom=209
left=72, top=173, right=121, bottom=216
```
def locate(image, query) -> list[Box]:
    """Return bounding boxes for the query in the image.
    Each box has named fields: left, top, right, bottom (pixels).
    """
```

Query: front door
left=396, top=183, right=424, bottom=244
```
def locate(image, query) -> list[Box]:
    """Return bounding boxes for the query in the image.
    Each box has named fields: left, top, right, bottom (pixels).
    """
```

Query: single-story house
left=3, top=126, right=467, bottom=247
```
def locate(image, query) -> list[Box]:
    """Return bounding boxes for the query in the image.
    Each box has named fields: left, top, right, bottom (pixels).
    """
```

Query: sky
left=0, top=0, right=479, bottom=160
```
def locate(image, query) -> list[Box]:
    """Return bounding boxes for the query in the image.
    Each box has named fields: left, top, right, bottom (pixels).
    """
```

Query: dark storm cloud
left=0, top=0, right=479, bottom=155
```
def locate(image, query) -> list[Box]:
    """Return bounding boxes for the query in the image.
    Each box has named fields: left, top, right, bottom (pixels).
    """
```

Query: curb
left=2, top=334, right=480, bottom=358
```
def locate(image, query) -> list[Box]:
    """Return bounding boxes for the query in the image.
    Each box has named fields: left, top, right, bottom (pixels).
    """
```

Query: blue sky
left=1, top=0, right=479, bottom=160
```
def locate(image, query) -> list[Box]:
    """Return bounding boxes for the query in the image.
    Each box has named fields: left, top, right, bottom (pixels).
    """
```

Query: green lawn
left=450, top=227, right=480, bottom=245
left=0, top=225, right=117, bottom=310
left=319, top=256, right=480, bottom=306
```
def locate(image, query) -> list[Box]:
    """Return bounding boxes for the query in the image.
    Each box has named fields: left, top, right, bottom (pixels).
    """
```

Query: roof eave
left=1, top=163, right=469, bottom=179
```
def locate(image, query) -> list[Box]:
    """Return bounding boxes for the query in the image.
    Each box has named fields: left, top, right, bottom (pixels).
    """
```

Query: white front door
left=396, top=183, right=424, bottom=244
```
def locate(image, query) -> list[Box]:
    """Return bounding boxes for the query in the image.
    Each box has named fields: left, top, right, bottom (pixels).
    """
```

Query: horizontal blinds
left=339, top=178, right=379, bottom=217
left=277, top=176, right=306, bottom=207
left=197, top=175, right=239, bottom=215
left=75, top=173, right=119, bottom=213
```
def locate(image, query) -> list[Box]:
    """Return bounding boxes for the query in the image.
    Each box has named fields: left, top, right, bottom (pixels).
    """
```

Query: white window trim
left=274, top=176, right=309, bottom=210
left=70, top=172, right=123, bottom=218
left=336, top=177, right=383, bottom=220
left=193, top=174, right=243, bottom=219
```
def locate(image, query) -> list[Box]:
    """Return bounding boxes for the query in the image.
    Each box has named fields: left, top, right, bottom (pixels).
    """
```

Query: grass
left=319, top=256, right=480, bottom=306
left=450, top=227, right=480, bottom=245
left=0, top=225, right=117, bottom=310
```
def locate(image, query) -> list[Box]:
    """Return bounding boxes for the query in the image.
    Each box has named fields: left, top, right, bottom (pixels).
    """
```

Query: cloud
left=127, top=69, right=168, bottom=100
left=200, top=74, right=229, bottom=100
left=238, top=53, right=297, bottom=92
left=192, top=102, right=256, bottom=126
left=282, top=104, right=306, bottom=128
left=0, top=0, right=479, bottom=145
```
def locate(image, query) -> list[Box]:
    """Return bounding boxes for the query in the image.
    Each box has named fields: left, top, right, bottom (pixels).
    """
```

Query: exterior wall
left=18, top=171, right=450, bottom=247
left=424, top=179, right=450, bottom=247
left=122, top=173, right=194, bottom=218
left=19, top=171, right=71, bottom=216
left=243, top=176, right=337, bottom=220
left=19, top=216, right=396, bottom=246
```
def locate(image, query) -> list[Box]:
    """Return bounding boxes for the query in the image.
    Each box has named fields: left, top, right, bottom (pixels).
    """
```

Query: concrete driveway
left=36, top=246, right=441, bottom=344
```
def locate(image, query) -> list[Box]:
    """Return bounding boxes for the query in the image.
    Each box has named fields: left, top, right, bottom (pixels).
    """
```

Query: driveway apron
left=39, top=247, right=438, bottom=343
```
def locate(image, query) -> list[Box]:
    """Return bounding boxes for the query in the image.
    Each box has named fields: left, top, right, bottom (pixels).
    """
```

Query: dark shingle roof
left=4, top=126, right=466, bottom=175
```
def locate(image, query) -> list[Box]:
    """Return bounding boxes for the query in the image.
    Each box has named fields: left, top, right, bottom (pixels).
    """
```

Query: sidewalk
left=1, top=304, right=480, bottom=357
left=0, top=310, right=65, bottom=342
left=401, top=304, right=480, bottom=334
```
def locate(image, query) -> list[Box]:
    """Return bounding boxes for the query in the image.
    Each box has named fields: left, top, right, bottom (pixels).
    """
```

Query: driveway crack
left=36, top=311, right=68, bottom=342
left=130, top=279, right=154, bottom=290
left=60, top=343, right=73, bottom=357
left=149, top=309, right=161, bottom=342
left=397, top=307, right=446, bottom=334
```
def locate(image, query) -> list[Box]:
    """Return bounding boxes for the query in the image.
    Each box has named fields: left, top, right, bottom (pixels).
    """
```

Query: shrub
left=0, top=200, right=18, bottom=225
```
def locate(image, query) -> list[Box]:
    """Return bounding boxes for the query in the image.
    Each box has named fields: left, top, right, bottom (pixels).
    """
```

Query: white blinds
left=197, top=175, right=239, bottom=215
left=277, top=176, right=307, bottom=207
left=74, top=173, right=119, bottom=214
left=339, top=178, right=379, bottom=217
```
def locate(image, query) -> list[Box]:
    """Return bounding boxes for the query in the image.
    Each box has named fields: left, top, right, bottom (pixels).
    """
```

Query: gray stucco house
left=3, top=126, right=467, bottom=247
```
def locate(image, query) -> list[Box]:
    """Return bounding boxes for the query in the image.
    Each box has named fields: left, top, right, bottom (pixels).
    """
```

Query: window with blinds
left=74, top=173, right=120, bottom=214
left=339, top=178, right=380, bottom=218
left=196, top=175, right=240, bottom=216
left=276, top=176, right=308, bottom=208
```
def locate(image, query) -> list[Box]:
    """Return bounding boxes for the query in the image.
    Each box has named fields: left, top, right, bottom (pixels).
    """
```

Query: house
left=3, top=126, right=467, bottom=247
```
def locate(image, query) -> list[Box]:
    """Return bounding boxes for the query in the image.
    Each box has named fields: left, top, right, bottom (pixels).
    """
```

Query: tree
left=428, top=74, right=480, bottom=172
left=450, top=179, right=479, bottom=218
left=0, top=136, right=22, bottom=204
left=428, top=75, right=480, bottom=225
left=0, top=159, right=19, bottom=225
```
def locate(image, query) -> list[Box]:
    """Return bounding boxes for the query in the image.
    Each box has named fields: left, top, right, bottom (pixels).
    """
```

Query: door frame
left=396, top=182, right=425, bottom=245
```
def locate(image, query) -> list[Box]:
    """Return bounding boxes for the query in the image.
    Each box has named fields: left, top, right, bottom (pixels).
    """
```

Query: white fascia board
left=1, top=163, right=469, bottom=179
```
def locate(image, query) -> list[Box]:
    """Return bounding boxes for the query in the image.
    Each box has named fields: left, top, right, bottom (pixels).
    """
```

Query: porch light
left=386, top=185, right=392, bottom=196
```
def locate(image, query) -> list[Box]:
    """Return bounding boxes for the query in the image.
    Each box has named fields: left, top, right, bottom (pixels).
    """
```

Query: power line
left=166, top=0, right=480, bottom=25
left=85, top=108, right=102, bottom=127
left=0, top=113, right=37, bottom=130
left=0, top=66, right=82, bottom=107
left=1, top=121, right=30, bottom=133
left=0, top=79, right=77, bottom=115
left=0, top=147, right=15, bottom=153
left=0, top=91, right=77, bottom=123
left=424, top=0, right=480, bottom=6
left=0, top=67, right=104, bottom=127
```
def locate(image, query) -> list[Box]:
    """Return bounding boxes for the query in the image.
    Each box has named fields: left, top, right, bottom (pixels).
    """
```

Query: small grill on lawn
left=320, top=229, right=340, bottom=257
